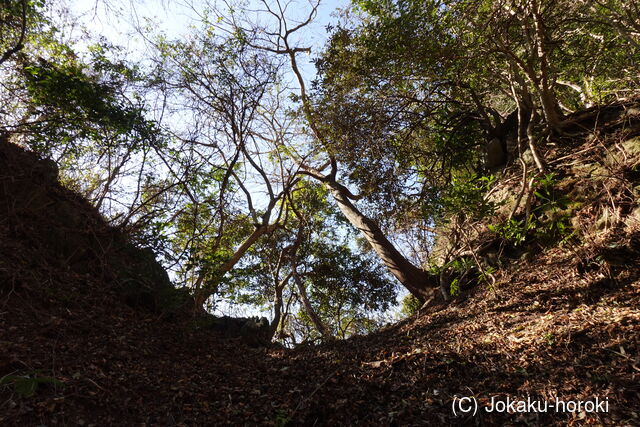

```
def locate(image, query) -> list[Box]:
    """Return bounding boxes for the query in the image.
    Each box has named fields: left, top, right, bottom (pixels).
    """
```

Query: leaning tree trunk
left=193, top=223, right=279, bottom=312
left=293, top=271, right=331, bottom=339
left=325, top=179, right=436, bottom=302
left=282, top=40, right=438, bottom=303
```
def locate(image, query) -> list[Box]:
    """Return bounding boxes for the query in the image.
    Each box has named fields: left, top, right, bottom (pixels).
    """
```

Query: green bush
left=400, top=294, right=422, bottom=316
left=489, top=218, right=534, bottom=246
left=0, top=372, right=64, bottom=398
left=489, top=173, right=573, bottom=247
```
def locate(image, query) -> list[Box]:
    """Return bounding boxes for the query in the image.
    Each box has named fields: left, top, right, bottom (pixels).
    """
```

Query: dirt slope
left=1, top=102, right=639, bottom=426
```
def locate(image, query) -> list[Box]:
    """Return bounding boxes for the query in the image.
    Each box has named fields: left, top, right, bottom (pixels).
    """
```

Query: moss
left=571, top=162, right=607, bottom=179
left=595, top=211, right=615, bottom=231
left=605, top=136, right=640, bottom=166
left=622, top=137, right=640, bottom=157
left=626, top=206, right=640, bottom=227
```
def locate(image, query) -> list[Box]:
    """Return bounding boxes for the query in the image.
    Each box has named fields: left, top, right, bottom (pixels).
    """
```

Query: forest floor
left=1, top=103, right=639, bottom=426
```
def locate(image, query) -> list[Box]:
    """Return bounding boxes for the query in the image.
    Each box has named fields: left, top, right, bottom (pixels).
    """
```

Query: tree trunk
left=526, top=108, right=547, bottom=173
left=281, top=39, right=436, bottom=303
left=538, top=86, right=562, bottom=132
left=0, top=0, right=27, bottom=66
left=293, top=271, right=331, bottom=339
left=508, top=72, right=545, bottom=172
left=531, top=0, right=563, bottom=132
left=193, top=223, right=279, bottom=312
left=325, top=179, right=436, bottom=302
left=269, top=272, right=291, bottom=340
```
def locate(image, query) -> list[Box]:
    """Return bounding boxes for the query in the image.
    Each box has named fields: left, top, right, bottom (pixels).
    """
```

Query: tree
left=144, top=21, right=303, bottom=312
left=1, top=10, right=167, bottom=221
left=0, top=0, right=28, bottom=65
left=209, top=0, right=442, bottom=302
left=305, top=0, right=640, bottom=289
left=223, top=180, right=397, bottom=343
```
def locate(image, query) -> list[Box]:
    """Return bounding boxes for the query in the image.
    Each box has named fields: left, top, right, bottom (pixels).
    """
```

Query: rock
left=626, top=205, right=640, bottom=227
left=521, top=148, right=535, bottom=168
left=606, top=136, right=640, bottom=165
left=485, top=138, right=506, bottom=169
left=37, top=158, right=59, bottom=182
left=209, top=316, right=271, bottom=347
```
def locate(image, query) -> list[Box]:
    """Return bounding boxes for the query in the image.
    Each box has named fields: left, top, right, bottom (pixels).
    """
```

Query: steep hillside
left=1, top=100, right=639, bottom=426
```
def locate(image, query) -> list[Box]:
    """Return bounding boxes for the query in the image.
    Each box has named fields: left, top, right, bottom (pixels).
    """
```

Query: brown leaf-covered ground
left=1, top=104, right=639, bottom=426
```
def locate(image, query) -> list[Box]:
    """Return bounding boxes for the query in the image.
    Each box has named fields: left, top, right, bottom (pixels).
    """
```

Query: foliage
left=449, top=278, right=460, bottom=297
left=314, top=0, right=640, bottom=233
left=274, top=409, right=291, bottom=427
left=399, top=294, right=422, bottom=317
left=21, top=51, right=158, bottom=156
left=477, top=266, right=497, bottom=291
left=531, top=173, right=573, bottom=243
left=427, top=174, right=498, bottom=224
left=489, top=218, right=535, bottom=247
left=226, top=179, right=398, bottom=342
left=431, top=256, right=474, bottom=297
left=0, top=0, right=45, bottom=65
left=0, top=372, right=64, bottom=398
left=489, top=173, right=573, bottom=247
left=1, top=21, right=167, bottom=222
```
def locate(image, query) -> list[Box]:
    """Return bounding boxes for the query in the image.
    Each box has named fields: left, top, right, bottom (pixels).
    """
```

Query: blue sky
left=67, top=0, right=349, bottom=81
left=58, top=0, right=412, bottom=321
